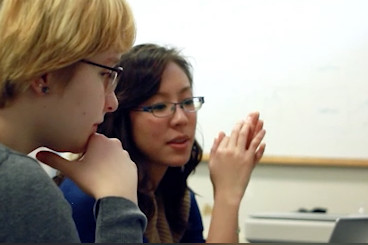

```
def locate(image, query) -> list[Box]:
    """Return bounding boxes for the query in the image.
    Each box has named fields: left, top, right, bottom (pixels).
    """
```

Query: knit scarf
left=144, top=189, right=191, bottom=243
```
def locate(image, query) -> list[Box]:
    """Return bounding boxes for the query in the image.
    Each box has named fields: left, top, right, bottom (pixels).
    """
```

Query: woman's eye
left=152, top=103, right=167, bottom=111
left=101, top=71, right=113, bottom=78
left=183, top=98, right=194, bottom=106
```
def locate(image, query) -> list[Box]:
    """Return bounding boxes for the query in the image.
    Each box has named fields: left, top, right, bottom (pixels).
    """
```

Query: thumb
left=210, top=132, right=225, bottom=158
left=36, top=151, right=75, bottom=176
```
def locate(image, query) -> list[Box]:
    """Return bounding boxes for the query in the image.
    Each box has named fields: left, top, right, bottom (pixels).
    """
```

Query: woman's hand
left=208, top=112, right=266, bottom=203
left=36, top=133, right=138, bottom=204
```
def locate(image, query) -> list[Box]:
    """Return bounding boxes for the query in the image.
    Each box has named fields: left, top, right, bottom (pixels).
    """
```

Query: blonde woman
left=0, top=0, right=146, bottom=242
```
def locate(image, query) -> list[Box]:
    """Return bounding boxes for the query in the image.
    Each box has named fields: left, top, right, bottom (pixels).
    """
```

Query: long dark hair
left=98, top=44, right=202, bottom=233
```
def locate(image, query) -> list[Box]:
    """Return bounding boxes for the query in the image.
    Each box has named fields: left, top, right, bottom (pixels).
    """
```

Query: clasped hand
left=209, top=112, right=266, bottom=203
left=36, top=133, right=138, bottom=203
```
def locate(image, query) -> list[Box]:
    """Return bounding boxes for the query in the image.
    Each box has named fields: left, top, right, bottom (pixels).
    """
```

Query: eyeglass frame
left=81, top=59, right=123, bottom=93
left=133, top=96, right=205, bottom=118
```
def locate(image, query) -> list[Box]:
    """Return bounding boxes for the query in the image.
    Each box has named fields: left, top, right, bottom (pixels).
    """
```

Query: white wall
left=129, top=0, right=368, bottom=159
left=188, top=162, right=368, bottom=242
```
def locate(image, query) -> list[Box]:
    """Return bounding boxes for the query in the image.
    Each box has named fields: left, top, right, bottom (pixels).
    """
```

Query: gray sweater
left=0, top=144, right=146, bottom=243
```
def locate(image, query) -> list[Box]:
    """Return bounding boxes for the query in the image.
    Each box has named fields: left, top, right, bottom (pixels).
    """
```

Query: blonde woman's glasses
left=81, top=59, right=123, bottom=93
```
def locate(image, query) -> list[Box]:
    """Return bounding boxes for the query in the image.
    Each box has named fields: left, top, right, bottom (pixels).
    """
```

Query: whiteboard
left=129, top=0, right=368, bottom=159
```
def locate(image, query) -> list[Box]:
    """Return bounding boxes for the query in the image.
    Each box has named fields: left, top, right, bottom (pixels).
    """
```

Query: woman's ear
left=31, top=74, right=49, bottom=95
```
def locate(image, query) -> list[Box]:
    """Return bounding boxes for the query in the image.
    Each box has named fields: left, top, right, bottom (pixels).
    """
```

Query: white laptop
left=328, top=216, right=368, bottom=243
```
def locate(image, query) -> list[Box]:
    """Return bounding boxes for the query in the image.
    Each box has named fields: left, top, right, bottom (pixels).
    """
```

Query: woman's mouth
left=167, top=137, right=190, bottom=150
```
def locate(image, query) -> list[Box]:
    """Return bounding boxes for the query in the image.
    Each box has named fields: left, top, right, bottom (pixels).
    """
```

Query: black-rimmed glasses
left=133, top=97, right=205, bottom=118
left=81, top=59, right=123, bottom=93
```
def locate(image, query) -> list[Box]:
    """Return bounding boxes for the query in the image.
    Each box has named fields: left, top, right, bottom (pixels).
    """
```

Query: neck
left=147, top=162, right=169, bottom=191
left=0, top=100, right=39, bottom=154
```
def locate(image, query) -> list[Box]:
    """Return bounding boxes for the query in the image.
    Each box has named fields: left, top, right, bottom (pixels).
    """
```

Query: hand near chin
left=208, top=112, right=266, bottom=203
left=36, top=133, right=138, bottom=204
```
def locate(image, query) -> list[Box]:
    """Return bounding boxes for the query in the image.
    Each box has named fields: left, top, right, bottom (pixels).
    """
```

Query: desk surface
left=249, top=212, right=343, bottom=221
left=245, top=212, right=344, bottom=243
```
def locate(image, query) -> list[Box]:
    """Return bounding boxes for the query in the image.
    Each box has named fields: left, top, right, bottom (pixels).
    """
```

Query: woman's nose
left=170, top=104, right=189, bottom=124
left=105, top=92, right=118, bottom=112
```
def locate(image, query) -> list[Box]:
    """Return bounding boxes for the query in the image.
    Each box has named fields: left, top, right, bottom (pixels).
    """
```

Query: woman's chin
left=49, top=143, right=86, bottom=155
left=166, top=156, right=192, bottom=167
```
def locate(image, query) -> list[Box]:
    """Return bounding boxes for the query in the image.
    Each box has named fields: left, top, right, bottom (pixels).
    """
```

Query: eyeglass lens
left=153, top=97, right=204, bottom=117
left=106, top=72, right=118, bottom=92
left=81, top=59, right=122, bottom=94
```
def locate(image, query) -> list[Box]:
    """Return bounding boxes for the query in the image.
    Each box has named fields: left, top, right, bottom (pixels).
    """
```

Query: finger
left=254, top=143, right=266, bottom=163
left=218, top=132, right=226, bottom=142
left=218, top=134, right=230, bottom=149
left=210, top=132, right=226, bottom=157
left=36, top=151, right=77, bottom=177
left=245, top=113, right=259, bottom=148
left=254, top=120, right=264, bottom=134
left=247, top=111, right=260, bottom=127
left=247, top=111, right=260, bottom=135
left=237, top=122, right=251, bottom=150
left=210, top=136, right=220, bottom=156
left=210, top=138, right=217, bottom=157
left=229, top=120, right=243, bottom=148
left=248, top=129, right=266, bottom=152
left=247, top=120, right=263, bottom=149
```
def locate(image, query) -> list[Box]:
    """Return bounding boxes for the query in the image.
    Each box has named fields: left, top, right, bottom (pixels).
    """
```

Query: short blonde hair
left=0, top=0, right=136, bottom=107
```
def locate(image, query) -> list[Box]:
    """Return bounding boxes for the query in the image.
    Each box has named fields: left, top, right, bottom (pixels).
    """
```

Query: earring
left=41, top=86, right=49, bottom=94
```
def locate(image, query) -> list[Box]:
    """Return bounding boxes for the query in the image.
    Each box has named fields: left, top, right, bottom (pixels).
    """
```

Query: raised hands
left=209, top=111, right=266, bottom=203
left=36, top=133, right=138, bottom=204
left=206, top=112, right=266, bottom=242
